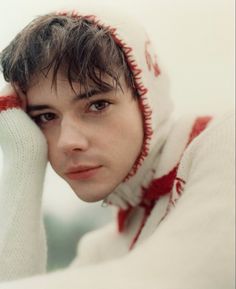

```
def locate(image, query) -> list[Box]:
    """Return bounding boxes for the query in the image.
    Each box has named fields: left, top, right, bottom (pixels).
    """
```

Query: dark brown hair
left=0, top=13, right=137, bottom=96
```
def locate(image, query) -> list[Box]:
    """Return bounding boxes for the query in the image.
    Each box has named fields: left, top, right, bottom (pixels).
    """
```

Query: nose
left=57, top=116, right=89, bottom=154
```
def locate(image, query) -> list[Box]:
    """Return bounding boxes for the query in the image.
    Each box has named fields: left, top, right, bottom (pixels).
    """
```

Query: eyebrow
left=27, top=88, right=111, bottom=113
left=72, top=88, right=104, bottom=102
left=27, top=104, right=50, bottom=113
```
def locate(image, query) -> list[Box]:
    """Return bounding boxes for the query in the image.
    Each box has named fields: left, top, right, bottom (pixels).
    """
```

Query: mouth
left=65, top=165, right=102, bottom=181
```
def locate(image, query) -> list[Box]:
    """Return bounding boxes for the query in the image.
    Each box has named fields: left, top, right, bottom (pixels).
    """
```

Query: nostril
left=58, top=133, right=89, bottom=154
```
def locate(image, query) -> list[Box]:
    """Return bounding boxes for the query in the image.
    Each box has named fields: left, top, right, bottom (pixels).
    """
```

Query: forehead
left=26, top=70, right=130, bottom=105
left=28, top=68, right=126, bottom=93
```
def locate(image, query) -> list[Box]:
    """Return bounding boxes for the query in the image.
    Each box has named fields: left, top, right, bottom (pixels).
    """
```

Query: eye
left=88, top=100, right=111, bottom=112
left=32, top=112, right=56, bottom=126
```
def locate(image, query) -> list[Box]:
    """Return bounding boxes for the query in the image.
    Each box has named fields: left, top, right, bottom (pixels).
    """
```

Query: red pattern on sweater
left=145, top=40, right=161, bottom=77
left=117, top=116, right=212, bottom=249
left=0, top=95, right=22, bottom=111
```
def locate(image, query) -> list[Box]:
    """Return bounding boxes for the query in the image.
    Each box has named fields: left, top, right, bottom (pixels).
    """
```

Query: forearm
left=0, top=103, right=48, bottom=281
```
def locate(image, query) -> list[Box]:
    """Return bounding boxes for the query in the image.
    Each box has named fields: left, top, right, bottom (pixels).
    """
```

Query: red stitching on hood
left=104, top=22, right=153, bottom=178
left=57, top=11, right=154, bottom=179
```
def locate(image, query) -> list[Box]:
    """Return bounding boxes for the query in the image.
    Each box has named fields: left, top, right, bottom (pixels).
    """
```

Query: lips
left=65, top=165, right=102, bottom=180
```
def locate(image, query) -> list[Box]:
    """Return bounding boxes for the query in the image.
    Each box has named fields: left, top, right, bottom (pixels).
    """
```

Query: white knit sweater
left=0, top=7, right=235, bottom=289
left=0, top=107, right=48, bottom=280
left=0, top=108, right=234, bottom=289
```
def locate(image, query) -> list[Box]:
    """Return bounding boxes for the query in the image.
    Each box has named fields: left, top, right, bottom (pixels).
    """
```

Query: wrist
left=0, top=109, right=48, bottom=163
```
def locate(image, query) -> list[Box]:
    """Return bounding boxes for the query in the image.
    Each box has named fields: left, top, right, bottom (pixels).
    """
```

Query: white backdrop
left=0, top=0, right=235, bottom=219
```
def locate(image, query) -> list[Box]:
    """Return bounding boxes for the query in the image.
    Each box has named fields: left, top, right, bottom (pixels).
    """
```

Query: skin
left=26, top=71, right=144, bottom=202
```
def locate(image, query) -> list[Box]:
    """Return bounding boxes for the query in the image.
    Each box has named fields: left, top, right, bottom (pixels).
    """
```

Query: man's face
left=26, top=72, right=144, bottom=202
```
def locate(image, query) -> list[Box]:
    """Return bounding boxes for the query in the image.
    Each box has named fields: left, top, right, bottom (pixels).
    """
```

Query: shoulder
left=182, top=111, right=234, bottom=165
left=168, top=111, right=234, bottom=207
left=156, top=113, right=214, bottom=176
left=172, top=111, right=234, bottom=201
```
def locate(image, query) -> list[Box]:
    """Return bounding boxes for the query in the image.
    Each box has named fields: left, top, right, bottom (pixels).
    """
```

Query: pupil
left=96, top=102, right=105, bottom=110
left=45, top=113, right=52, bottom=120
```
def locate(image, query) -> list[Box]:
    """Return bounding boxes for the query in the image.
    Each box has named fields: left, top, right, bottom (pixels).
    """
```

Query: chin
left=72, top=187, right=110, bottom=203
left=77, top=194, right=104, bottom=203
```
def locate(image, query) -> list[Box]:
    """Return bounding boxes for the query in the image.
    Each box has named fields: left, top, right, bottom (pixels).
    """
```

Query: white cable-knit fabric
left=0, top=108, right=48, bottom=281
left=0, top=111, right=234, bottom=289
left=0, top=5, right=235, bottom=289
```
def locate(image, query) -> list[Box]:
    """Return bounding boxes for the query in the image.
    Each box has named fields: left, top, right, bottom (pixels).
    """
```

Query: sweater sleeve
left=0, top=96, right=48, bottom=281
left=0, top=112, right=234, bottom=289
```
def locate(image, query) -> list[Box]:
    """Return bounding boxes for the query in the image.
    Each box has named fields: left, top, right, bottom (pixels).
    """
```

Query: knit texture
left=0, top=107, right=48, bottom=281
left=0, top=6, right=234, bottom=289
left=0, top=112, right=234, bottom=289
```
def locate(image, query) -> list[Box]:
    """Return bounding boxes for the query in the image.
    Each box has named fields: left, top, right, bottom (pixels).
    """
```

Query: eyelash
left=31, top=99, right=112, bottom=126
left=86, top=99, right=111, bottom=113
left=31, top=113, right=56, bottom=126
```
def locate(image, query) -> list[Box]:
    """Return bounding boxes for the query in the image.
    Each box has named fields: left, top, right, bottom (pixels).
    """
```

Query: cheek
left=122, top=107, right=144, bottom=161
left=44, top=132, right=60, bottom=171
left=104, top=109, right=144, bottom=163
left=48, top=148, right=58, bottom=169
left=121, top=105, right=143, bottom=145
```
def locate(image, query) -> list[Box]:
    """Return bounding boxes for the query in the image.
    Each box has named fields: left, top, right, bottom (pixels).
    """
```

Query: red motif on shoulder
left=145, top=40, right=161, bottom=77
left=126, top=116, right=212, bottom=250
left=167, top=116, right=212, bottom=211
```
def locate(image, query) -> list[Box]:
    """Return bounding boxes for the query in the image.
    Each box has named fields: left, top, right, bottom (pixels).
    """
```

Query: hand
left=0, top=82, right=47, bottom=160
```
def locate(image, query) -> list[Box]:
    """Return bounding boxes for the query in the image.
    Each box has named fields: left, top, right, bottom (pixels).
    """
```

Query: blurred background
left=0, top=0, right=235, bottom=271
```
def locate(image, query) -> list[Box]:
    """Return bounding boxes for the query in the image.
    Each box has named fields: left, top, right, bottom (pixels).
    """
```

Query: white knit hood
left=59, top=7, right=174, bottom=209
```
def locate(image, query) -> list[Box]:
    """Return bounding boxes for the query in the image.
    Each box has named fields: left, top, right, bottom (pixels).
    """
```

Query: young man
left=0, top=7, right=234, bottom=289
